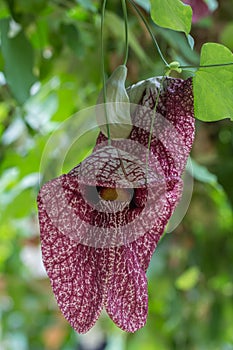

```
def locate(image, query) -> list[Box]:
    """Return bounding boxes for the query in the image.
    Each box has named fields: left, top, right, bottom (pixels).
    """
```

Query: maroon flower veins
left=37, top=77, right=195, bottom=333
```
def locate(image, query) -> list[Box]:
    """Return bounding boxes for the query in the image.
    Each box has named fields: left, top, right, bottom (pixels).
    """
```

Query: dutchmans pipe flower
left=37, top=76, right=195, bottom=333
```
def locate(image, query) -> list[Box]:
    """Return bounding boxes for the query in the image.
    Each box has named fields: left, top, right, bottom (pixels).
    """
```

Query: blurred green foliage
left=0, top=0, right=233, bottom=349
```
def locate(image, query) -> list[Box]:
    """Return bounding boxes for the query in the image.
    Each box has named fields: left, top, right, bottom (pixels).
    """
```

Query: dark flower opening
left=98, top=186, right=134, bottom=202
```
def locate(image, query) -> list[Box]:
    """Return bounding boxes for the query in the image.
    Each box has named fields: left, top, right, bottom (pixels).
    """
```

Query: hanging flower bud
left=96, top=65, right=132, bottom=139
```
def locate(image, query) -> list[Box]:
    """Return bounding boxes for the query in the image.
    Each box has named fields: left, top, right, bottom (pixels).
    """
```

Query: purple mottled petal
left=125, top=78, right=194, bottom=271
left=130, top=180, right=183, bottom=271
left=38, top=184, right=105, bottom=334
left=105, top=246, right=148, bottom=332
left=130, top=78, right=194, bottom=180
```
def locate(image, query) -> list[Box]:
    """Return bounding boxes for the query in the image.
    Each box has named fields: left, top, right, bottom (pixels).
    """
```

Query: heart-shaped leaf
left=150, top=0, right=192, bottom=35
left=193, top=43, right=233, bottom=122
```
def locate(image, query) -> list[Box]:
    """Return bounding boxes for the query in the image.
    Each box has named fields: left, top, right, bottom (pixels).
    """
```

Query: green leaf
left=0, top=18, right=37, bottom=104
left=150, top=0, right=192, bottom=35
left=175, top=267, right=200, bottom=291
left=193, top=43, right=233, bottom=122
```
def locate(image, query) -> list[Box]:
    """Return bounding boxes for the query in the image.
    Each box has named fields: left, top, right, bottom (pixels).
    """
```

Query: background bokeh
left=0, top=0, right=233, bottom=349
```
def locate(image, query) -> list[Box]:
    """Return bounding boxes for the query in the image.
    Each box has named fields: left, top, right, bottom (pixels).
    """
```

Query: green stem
left=127, top=0, right=169, bottom=67
left=146, top=75, right=166, bottom=183
left=101, top=0, right=111, bottom=145
left=121, top=0, right=129, bottom=66
left=180, top=62, right=233, bottom=69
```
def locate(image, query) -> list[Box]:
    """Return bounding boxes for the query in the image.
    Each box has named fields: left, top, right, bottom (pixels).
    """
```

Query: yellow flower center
left=99, top=187, right=133, bottom=202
